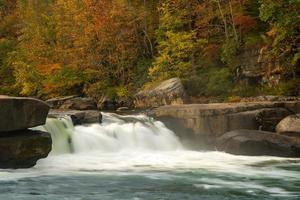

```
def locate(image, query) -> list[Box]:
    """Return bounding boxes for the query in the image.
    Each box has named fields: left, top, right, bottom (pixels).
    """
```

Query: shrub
left=206, top=68, right=233, bottom=97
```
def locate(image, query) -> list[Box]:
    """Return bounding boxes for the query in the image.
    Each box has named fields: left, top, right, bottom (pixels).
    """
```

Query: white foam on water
left=1, top=112, right=300, bottom=197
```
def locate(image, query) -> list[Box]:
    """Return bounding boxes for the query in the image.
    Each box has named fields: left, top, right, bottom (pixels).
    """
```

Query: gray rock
left=134, top=78, right=188, bottom=108
left=48, top=110, right=102, bottom=125
left=255, top=108, right=292, bottom=132
left=217, top=129, right=300, bottom=157
left=0, top=130, right=52, bottom=169
left=276, top=114, right=300, bottom=138
left=0, top=96, right=50, bottom=132
left=152, top=101, right=300, bottom=148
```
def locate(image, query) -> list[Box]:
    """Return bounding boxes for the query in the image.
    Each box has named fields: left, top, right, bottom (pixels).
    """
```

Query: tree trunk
left=216, top=0, right=229, bottom=42
left=229, top=0, right=239, bottom=43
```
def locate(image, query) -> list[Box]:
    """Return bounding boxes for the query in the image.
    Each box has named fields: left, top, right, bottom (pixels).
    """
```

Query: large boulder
left=48, top=110, right=102, bottom=125
left=0, top=96, right=50, bottom=132
left=134, top=78, right=188, bottom=108
left=46, top=96, right=97, bottom=110
left=0, top=130, right=52, bottom=169
left=217, top=130, right=300, bottom=157
left=255, top=108, right=292, bottom=132
left=276, top=114, right=300, bottom=138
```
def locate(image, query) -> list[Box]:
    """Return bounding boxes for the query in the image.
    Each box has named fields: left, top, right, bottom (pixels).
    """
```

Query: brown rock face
left=134, top=78, right=188, bottom=108
left=0, top=130, right=52, bottom=169
left=0, top=96, right=50, bottom=132
left=217, top=130, right=300, bottom=157
left=276, top=114, right=300, bottom=138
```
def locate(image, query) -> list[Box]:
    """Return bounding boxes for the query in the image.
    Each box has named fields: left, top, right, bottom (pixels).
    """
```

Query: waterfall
left=38, top=113, right=183, bottom=155
left=35, top=117, right=74, bottom=155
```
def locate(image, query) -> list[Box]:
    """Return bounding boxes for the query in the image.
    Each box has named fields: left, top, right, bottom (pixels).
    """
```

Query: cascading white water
left=40, top=113, right=183, bottom=155
left=34, top=117, right=75, bottom=155
left=3, top=112, right=300, bottom=199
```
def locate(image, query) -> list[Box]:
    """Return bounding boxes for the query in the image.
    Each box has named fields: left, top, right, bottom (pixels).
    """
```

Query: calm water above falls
left=0, top=113, right=299, bottom=200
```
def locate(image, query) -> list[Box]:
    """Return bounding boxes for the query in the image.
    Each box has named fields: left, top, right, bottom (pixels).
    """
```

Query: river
left=0, top=113, right=299, bottom=200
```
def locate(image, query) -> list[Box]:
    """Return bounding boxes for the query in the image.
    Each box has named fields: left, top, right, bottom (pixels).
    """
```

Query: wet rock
left=134, top=78, right=188, bottom=108
left=0, top=96, right=50, bottom=132
left=217, top=130, right=300, bottom=157
left=276, top=114, right=300, bottom=138
left=0, top=130, right=52, bottom=169
left=48, top=110, right=102, bottom=125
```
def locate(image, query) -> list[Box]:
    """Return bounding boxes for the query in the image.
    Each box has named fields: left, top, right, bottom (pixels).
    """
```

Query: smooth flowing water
left=0, top=113, right=299, bottom=200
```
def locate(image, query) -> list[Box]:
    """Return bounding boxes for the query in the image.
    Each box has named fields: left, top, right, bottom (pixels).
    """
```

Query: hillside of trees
left=0, top=0, right=299, bottom=102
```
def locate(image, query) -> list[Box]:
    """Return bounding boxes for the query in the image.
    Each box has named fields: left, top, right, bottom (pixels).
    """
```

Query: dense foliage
left=0, top=0, right=299, bottom=101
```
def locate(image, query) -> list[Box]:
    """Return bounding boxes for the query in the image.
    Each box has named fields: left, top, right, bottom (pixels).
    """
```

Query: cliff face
left=237, top=47, right=284, bottom=87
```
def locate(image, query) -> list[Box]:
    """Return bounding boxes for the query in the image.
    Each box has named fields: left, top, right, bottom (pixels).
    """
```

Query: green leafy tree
left=0, top=0, right=18, bottom=95
left=259, top=0, right=300, bottom=67
left=149, top=0, right=206, bottom=82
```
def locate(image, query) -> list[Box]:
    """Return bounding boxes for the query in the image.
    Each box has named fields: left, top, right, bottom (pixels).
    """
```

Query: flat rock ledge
left=151, top=101, right=300, bottom=151
left=0, top=96, right=52, bottom=169
left=0, top=95, right=50, bottom=132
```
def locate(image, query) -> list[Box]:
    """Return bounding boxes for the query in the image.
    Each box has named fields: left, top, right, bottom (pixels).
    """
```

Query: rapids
left=0, top=113, right=299, bottom=200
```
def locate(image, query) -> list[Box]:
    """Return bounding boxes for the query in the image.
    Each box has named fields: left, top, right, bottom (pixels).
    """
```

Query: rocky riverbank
left=151, top=101, right=300, bottom=157
left=0, top=96, right=52, bottom=169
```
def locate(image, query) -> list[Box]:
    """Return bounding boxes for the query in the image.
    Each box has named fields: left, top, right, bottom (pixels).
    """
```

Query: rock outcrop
left=134, top=78, right=188, bottom=108
left=0, top=96, right=50, bottom=132
left=0, top=130, right=52, bottom=168
left=46, top=96, right=97, bottom=110
left=0, top=96, right=52, bottom=169
left=152, top=101, right=300, bottom=148
left=217, top=130, right=300, bottom=157
left=237, top=47, right=285, bottom=87
left=48, top=109, right=102, bottom=125
left=276, top=114, right=300, bottom=138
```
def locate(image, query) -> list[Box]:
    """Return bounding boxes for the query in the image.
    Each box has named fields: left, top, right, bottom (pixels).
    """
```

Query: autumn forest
left=0, top=0, right=299, bottom=102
